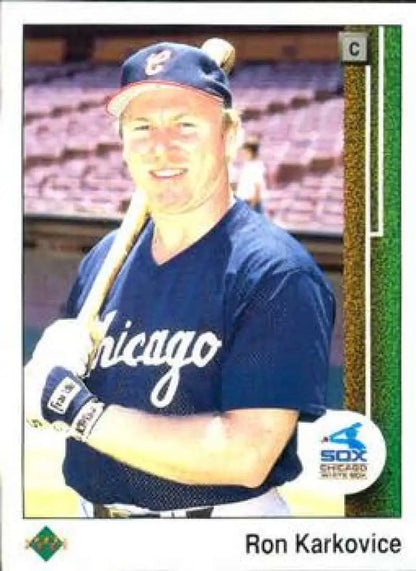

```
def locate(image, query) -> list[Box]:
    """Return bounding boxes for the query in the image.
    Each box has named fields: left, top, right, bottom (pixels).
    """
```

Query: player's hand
left=30, top=318, right=95, bottom=379
left=25, top=364, right=105, bottom=441
left=24, top=318, right=95, bottom=429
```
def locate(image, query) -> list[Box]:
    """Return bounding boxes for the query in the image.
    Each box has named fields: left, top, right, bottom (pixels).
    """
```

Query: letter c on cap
left=145, top=50, right=172, bottom=76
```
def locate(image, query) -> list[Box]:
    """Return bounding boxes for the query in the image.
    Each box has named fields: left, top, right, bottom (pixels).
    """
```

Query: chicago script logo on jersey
left=91, top=311, right=222, bottom=408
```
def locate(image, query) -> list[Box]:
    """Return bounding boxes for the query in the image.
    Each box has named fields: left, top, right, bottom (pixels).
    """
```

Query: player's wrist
left=41, top=366, right=106, bottom=442
left=69, top=398, right=107, bottom=442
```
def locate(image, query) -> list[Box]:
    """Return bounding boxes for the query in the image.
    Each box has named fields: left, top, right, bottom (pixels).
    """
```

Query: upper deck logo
left=25, top=526, right=66, bottom=561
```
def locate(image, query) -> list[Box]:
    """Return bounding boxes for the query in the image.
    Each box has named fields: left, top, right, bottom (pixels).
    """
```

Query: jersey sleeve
left=65, top=269, right=88, bottom=318
left=220, top=269, right=335, bottom=421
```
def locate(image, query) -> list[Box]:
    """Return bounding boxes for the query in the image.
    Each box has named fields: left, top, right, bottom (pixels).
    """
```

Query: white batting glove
left=25, top=363, right=106, bottom=440
left=30, top=318, right=94, bottom=379
left=25, top=319, right=95, bottom=428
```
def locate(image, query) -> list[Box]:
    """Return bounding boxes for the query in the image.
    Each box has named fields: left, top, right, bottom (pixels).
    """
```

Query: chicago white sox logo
left=145, top=50, right=172, bottom=76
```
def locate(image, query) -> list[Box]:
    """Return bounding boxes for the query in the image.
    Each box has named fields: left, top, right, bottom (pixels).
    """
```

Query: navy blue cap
left=106, top=41, right=233, bottom=116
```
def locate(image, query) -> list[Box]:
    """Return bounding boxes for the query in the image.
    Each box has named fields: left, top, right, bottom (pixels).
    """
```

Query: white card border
left=1, top=2, right=415, bottom=570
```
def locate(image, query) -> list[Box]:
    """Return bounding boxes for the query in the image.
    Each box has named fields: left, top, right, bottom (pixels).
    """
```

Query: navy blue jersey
left=63, top=199, right=335, bottom=510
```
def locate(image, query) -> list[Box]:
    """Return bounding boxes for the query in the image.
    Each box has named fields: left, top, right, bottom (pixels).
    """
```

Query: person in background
left=235, top=136, right=267, bottom=214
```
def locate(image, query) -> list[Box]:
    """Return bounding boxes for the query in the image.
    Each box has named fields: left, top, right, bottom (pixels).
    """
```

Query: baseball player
left=25, top=39, right=336, bottom=518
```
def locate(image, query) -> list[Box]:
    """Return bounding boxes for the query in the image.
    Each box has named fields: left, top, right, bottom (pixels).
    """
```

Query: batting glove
left=30, top=318, right=95, bottom=380
left=25, top=318, right=98, bottom=432
left=26, top=365, right=106, bottom=441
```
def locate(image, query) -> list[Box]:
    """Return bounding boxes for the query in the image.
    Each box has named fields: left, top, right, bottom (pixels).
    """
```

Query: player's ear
left=115, top=115, right=131, bottom=162
left=223, top=109, right=244, bottom=163
left=113, top=118, right=128, bottom=161
left=119, top=123, right=130, bottom=163
left=114, top=117, right=123, bottom=140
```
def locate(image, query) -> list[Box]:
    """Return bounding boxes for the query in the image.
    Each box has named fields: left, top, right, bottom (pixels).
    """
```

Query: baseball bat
left=77, top=189, right=148, bottom=342
left=201, top=37, right=236, bottom=73
left=77, top=37, right=236, bottom=348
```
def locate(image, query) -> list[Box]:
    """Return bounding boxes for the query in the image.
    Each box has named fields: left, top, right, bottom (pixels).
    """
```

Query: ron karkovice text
left=245, top=532, right=402, bottom=555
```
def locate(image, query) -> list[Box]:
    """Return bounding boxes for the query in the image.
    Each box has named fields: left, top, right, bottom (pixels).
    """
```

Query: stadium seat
left=24, top=61, right=344, bottom=233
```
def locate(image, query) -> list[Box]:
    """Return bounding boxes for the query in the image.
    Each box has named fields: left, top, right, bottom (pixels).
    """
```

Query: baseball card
left=0, top=2, right=415, bottom=570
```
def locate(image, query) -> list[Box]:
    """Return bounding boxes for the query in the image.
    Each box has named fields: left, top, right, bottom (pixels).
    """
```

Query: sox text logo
left=91, top=311, right=222, bottom=408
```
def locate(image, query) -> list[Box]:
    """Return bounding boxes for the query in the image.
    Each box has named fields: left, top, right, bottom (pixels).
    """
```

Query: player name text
left=245, top=532, right=402, bottom=555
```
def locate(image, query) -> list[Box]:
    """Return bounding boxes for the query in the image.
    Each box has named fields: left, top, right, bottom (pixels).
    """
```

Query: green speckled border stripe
left=345, top=26, right=401, bottom=517
left=369, top=25, right=401, bottom=517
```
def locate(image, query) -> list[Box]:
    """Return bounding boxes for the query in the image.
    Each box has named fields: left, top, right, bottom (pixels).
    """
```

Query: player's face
left=120, top=86, right=232, bottom=216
